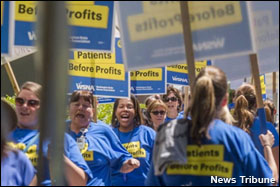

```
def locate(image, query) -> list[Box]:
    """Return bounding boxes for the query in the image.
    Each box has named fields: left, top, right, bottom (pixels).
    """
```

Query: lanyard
left=23, top=133, right=40, bottom=153
left=77, top=128, right=88, bottom=151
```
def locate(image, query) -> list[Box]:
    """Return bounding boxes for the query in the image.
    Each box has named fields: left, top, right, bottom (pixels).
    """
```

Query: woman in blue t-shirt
left=1, top=99, right=36, bottom=186
left=67, top=90, right=140, bottom=186
left=233, top=83, right=279, bottom=178
left=146, top=66, right=277, bottom=186
left=146, top=99, right=167, bottom=131
left=163, top=86, right=184, bottom=122
left=111, top=95, right=156, bottom=186
left=9, top=81, right=91, bottom=186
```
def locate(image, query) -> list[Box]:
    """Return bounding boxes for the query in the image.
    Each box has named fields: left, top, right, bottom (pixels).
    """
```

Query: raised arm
left=259, top=130, right=278, bottom=184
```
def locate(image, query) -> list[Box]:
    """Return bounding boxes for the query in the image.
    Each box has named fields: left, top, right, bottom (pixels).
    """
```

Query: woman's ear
left=221, top=93, right=228, bottom=107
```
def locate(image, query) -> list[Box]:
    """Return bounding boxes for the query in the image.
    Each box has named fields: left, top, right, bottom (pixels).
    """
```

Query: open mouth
left=20, top=112, right=30, bottom=116
left=75, top=113, right=85, bottom=119
left=120, top=113, right=130, bottom=121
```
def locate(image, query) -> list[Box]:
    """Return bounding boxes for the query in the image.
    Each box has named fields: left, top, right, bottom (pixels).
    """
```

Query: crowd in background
left=1, top=66, right=279, bottom=186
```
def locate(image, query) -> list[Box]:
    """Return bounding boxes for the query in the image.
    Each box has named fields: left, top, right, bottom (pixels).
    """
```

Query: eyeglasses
left=151, top=110, right=166, bottom=116
left=15, top=97, right=40, bottom=107
left=164, top=97, right=178, bottom=102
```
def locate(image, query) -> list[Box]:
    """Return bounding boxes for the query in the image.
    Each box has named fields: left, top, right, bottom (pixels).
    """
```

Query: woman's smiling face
left=15, top=89, right=40, bottom=129
left=116, top=99, right=135, bottom=130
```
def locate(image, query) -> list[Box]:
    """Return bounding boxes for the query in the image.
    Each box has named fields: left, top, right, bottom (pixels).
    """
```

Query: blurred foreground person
left=1, top=99, right=37, bottom=186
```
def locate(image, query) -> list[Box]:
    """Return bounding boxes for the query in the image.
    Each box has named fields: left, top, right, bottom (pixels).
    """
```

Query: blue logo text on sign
left=117, top=1, right=254, bottom=71
left=14, top=1, right=114, bottom=51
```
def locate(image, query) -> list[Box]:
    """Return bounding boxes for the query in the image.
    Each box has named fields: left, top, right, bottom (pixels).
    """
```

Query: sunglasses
left=151, top=110, right=166, bottom=116
left=164, top=97, right=178, bottom=102
left=15, top=97, right=40, bottom=107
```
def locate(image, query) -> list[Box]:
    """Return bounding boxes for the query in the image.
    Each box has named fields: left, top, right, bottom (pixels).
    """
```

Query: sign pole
left=183, top=86, right=189, bottom=117
left=37, top=2, right=68, bottom=185
left=272, top=72, right=277, bottom=123
left=180, top=1, right=196, bottom=94
left=2, top=57, right=20, bottom=95
left=250, top=53, right=266, bottom=134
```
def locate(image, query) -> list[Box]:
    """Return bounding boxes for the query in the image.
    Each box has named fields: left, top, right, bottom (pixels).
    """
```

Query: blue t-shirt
left=8, top=128, right=92, bottom=186
left=165, top=112, right=184, bottom=123
left=250, top=117, right=279, bottom=156
left=112, top=125, right=156, bottom=186
left=1, top=150, right=36, bottom=186
left=67, top=121, right=133, bottom=186
left=146, top=119, right=273, bottom=186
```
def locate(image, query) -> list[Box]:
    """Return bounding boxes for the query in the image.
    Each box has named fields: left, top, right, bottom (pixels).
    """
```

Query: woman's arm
left=64, top=155, right=88, bottom=186
left=259, top=131, right=278, bottom=184
left=29, top=175, right=37, bottom=186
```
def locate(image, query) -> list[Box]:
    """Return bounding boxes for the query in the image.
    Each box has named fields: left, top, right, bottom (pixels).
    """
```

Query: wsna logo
left=76, top=82, right=95, bottom=91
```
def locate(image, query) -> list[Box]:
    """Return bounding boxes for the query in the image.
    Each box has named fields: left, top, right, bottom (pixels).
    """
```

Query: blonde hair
left=233, top=83, right=256, bottom=133
left=186, top=66, right=227, bottom=145
left=220, top=105, right=236, bottom=125
left=144, top=95, right=161, bottom=107
left=145, top=100, right=167, bottom=130
left=19, top=81, right=42, bottom=99
left=264, top=99, right=276, bottom=124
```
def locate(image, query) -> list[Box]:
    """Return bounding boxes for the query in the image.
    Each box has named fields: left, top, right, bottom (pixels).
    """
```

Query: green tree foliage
left=2, top=95, right=16, bottom=108
left=97, top=103, right=113, bottom=125
left=96, top=103, right=145, bottom=125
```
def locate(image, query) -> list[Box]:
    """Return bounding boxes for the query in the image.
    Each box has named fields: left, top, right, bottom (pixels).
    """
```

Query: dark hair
left=70, top=90, right=94, bottom=108
left=111, top=95, right=143, bottom=128
left=144, top=94, right=161, bottom=108
left=233, top=83, right=256, bottom=133
left=163, top=86, right=182, bottom=112
left=264, top=98, right=275, bottom=124
left=186, top=66, right=227, bottom=145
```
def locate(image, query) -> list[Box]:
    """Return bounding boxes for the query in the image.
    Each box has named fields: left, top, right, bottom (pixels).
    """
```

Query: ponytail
left=233, top=83, right=257, bottom=133
left=188, top=76, right=216, bottom=145
left=233, top=95, right=254, bottom=133
left=264, top=99, right=276, bottom=124
left=264, top=105, right=273, bottom=124
left=186, top=66, right=227, bottom=145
